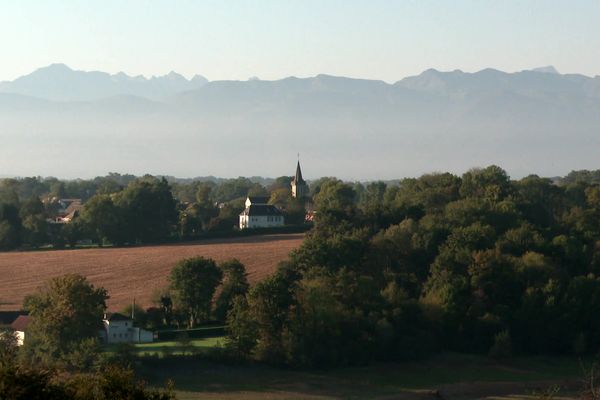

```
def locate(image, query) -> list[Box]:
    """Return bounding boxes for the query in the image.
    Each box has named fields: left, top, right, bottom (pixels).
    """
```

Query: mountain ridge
left=0, top=63, right=208, bottom=101
left=3, top=64, right=600, bottom=103
left=1, top=64, right=600, bottom=180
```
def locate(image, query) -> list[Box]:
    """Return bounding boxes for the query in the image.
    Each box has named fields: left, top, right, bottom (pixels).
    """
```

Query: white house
left=98, top=313, right=154, bottom=344
left=9, top=315, right=30, bottom=346
left=239, top=196, right=284, bottom=229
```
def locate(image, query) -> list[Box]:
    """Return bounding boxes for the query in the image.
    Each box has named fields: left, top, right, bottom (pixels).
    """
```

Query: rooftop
left=10, top=315, right=31, bottom=332
left=240, top=204, right=283, bottom=217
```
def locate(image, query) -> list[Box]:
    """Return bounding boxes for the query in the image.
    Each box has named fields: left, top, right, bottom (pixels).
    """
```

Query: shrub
left=489, top=329, right=512, bottom=359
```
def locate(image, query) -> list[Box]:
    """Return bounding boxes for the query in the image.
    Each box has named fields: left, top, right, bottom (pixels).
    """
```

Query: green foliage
left=215, top=259, right=250, bottom=321
left=78, top=195, right=124, bottom=246
left=488, top=330, right=512, bottom=359
left=0, top=362, right=174, bottom=400
left=0, top=328, right=19, bottom=366
left=225, top=296, right=258, bottom=358
left=115, top=177, right=178, bottom=244
left=0, top=203, right=21, bottom=250
left=246, top=271, right=296, bottom=363
left=22, top=274, right=108, bottom=367
left=226, top=165, right=600, bottom=365
left=169, top=257, right=223, bottom=328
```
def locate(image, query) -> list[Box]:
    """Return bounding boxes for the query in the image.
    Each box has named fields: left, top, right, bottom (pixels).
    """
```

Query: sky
left=1, top=0, right=599, bottom=82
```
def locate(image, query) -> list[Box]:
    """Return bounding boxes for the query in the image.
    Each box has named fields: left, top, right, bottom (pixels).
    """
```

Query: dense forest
left=219, top=166, right=600, bottom=366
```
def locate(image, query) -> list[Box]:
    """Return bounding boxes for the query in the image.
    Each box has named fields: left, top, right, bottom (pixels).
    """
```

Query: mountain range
left=1, top=64, right=599, bottom=179
left=0, top=63, right=208, bottom=102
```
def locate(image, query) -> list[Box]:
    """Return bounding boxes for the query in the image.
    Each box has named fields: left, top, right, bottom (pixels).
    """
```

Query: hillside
left=0, top=233, right=303, bottom=312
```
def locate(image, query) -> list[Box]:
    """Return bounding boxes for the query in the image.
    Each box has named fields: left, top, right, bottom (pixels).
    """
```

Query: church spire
left=291, top=157, right=308, bottom=199
left=294, top=160, right=305, bottom=184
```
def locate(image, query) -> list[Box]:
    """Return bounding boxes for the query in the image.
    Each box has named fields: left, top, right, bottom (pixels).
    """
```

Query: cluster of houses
left=43, top=161, right=311, bottom=231
left=1, top=312, right=154, bottom=346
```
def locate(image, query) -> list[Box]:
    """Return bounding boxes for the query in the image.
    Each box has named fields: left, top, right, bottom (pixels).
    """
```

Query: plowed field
left=0, top=233, right=303, bottom=311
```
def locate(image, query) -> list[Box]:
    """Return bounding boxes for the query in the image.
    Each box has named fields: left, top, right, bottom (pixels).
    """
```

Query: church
left=238, top=196, right=284, bottom=229
left=239, top=160, right=309, bottom=229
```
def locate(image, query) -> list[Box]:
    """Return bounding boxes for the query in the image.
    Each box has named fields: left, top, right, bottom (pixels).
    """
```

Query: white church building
left=239, top=196, right=284, bottom=229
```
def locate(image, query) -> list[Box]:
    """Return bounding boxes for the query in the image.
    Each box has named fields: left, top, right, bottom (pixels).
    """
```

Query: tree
left=115, top=177, right=178, bottom=243
left=0, top=203, right=21, bottom=250
left=215, top=259, right=250, bottom=321
left=152, top=288, right=174, bottom=327
left=225, top=296, right=257, bottom=358
left=460, top=165, right=511, bottom=202
left=247, top=272, right=296, bottom=363
left=0, top=327, right=18, bottom=366
left=19, top=196, right=47, bottom=247
left=78, top=195, right=124, bottom=246
left=313, top=179, right=355, bottom=215
left=169, top=257, right=223, bottom=328
left=22, top=274, right=108, bottom=366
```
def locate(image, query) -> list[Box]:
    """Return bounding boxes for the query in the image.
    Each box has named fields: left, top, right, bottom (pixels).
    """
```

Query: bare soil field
left=0, top=233, right=304, bottom=311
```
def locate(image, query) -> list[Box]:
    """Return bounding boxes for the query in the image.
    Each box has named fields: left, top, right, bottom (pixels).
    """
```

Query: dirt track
left=0, top=233, right=303, bottom=312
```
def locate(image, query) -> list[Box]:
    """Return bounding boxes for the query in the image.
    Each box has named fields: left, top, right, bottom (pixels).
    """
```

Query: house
left=47, top=198, right=83, bottom=224
left=98, top=313, right=154, bottom=344
left=291, top=160, right=309, bottom=199
left=239, top=196, right=284, bottom=229
left=10, top=315, right=30, bottom=346
left=0, top=311, right=27, bottom=326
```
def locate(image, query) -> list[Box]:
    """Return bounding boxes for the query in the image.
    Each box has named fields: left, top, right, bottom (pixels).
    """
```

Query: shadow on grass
left=137, top=353, right=584, bottom=400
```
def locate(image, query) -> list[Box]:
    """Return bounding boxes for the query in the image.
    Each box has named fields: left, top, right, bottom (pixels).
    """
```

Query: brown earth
left=0, top=233, right=304, bottom=312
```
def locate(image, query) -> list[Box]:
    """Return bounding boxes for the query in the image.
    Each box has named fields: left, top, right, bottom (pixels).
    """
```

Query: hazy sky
left=1, top=0, right=599, bottom=82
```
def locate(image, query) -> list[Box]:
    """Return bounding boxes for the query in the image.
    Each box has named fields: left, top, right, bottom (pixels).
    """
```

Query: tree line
left=0, top=174, right=307, bottom=250
left=222, top=166, right=600, bottom=366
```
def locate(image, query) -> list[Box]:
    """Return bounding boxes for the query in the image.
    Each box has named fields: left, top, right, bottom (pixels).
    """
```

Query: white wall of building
left=239, top=215, right=284, bottom=229
left=101, top=319, right=154, bottom=344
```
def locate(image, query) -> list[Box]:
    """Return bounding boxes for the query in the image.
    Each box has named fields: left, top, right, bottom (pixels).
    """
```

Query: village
left=0, top=160, right=314, bottom=349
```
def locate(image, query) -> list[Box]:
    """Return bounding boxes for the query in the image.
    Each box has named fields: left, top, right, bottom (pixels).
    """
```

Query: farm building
left=10, top=315, right=30, bottom=346
left=239, top=196, right=284, bottom=229
left=98, top=312, right=154, bottom=344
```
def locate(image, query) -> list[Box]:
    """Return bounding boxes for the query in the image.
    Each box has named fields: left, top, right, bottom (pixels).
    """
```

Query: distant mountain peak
left=44, top=63, right=72, bottom=71
left=0, top=64, right=209, bottom=101
left=530, top=66, right=560, bottom=74
left=32, top=63, right=74, bottom=75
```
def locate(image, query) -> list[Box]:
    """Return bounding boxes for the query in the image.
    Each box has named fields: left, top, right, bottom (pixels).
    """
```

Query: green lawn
left=137, top=352, right=586, bottom=400
left=134, top=337, right=225, bottom=356
left=104, top=336, right=226, bottom=357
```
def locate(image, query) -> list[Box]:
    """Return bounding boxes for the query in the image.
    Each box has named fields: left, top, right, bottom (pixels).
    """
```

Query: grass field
left=0, top=233, right=303, bottom=311
left=124, top=337, right=585, bottom=399
left=137, top=352, right=585, bottom=400
left=140, top=337, right=225, bottom=356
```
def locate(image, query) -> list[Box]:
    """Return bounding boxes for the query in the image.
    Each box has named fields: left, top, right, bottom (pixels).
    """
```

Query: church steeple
left=291, top=159, right=308, bottom=199
left=294, top=160, right=305, bottom=184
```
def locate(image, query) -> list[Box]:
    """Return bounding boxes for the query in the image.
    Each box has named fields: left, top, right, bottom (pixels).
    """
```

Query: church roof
left=240, top=204, right=283, bottom=217
left=246, top=196, right=269, bottom=205
left=292, top=161, right=305, bottom=184
left=104, top=312, right=132, bottom=322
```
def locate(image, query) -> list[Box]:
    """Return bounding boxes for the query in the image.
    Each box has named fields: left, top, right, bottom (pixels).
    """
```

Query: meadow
left=101, top=337, right=584, bottom=400
left=0, top=233, right=303, bottom=311
left=137, top=350, right=584, bottom=400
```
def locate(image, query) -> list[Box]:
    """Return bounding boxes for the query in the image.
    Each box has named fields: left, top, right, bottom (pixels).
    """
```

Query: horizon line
left=3, top=63, right=599, bottom=85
